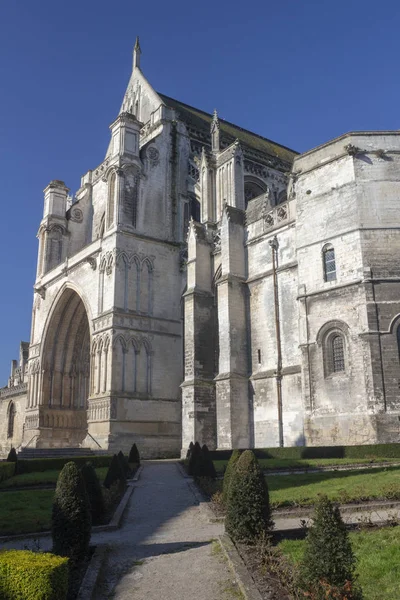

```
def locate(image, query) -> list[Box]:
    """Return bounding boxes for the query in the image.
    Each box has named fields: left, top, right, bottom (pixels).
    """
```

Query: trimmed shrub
left=6, top=448, right=17, bottom=463
left=299, top=496, right=362, bottom=599
left=17, top=454, right=113, bottom=475
left=117, top=450, right=131, bottom=477
left=198, top=444, right=217, bottom=479
left=80, top=462, right=105, bottom=525
left=0, top=550, right=68, bottom=600
left=103, top=453, right=127, bottom=490
left=188, top=441, right=202, bottom=475
left=207, top=443, right=400, bottom=462
left=222, top=449, right=242, bottom=504
left=225, top=450, right=273, bottom=542
left=186, top=441, right=194, bottom=460
left=128, top=443, right=140, bottom=465
left=0, top=462, right=15, bottom=483
left=52, top=462, right=91, bottom=566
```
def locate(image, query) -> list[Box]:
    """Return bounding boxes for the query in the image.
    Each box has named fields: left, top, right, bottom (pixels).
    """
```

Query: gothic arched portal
left=40, top=289, right=90, bottom=434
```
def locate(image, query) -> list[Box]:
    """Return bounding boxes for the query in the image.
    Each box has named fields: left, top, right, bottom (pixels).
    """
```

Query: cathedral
left=2, top=39, right=400, bottom=457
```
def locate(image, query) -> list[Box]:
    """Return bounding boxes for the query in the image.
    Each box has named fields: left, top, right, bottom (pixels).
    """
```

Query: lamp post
left=269, top=235, right=284, bottom=447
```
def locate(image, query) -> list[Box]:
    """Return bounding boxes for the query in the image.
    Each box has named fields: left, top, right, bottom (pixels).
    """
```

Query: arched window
left=7, top=403, right=16, bottom=438
left=331, top=335, right=345, bottom=373
left=323, top=244, right=336, bottom=282
left=396, top=325, right=400, bottom=362
left=323, top=331, right=346, bottom=376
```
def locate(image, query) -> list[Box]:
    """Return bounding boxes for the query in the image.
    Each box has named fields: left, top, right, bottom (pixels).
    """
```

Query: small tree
left=188, top=441, right=202, bottom=475
left=6, top=448, right=17, bottom=463
left=225, top=450, right=273, bottom=543
left=52, top=462, right=91, bottom=565
left=103, top=454, right=127, bottom=489
left=80, top=462, right=105, bottom=525
left=128, top=443, right=140, bottom=465
left=299, top=496, right=362, bottom=599
left=118, top=450, right=131, bottom=477
left=222, top=449, right=242, bottom=504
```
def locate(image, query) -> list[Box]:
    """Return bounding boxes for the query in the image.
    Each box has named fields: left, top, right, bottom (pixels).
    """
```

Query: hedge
left=0, top=462, right=15, bottom=483
left=208, top=443, right=400, bottom=462
left=17, top=455, right=113, bottom=474
left=0, top=550, right=68, bottom=600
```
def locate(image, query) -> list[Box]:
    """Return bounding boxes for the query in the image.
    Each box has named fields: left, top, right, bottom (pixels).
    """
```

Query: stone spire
left=211, top=109, right=220, bottom=152
left=133, top=36, right=142, bottom=70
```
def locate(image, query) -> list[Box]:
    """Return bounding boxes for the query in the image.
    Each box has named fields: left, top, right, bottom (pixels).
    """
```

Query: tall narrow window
left=331, top=335, right=345, bottom=372
left=323, top=244, right=336, bottom=282
left=107, top=172, right=116, bottom=229
left=7, top=403, right=16, bottom=438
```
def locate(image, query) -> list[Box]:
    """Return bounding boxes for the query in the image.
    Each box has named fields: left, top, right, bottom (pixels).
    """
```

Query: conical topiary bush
left=103, top=454, right=127, bottom=489
left=299, top=496, right=362, bottom=599
left=52, top=461, right=91, bottom=565
left=6, top=447, right=17, bottom=463
left=222, top=449, right=242, bottom=504
left=186, top=441, right=194, bottom=460
left=128, top=443, right=140, bottom=465
left=118, top=450, right=131, bottom=477
left=188, top=441, right=202, bottom=475
left=200, top=444, right=217, bottom=479
left=225, top=450, right=273, bottom=542
left=80, top=462, right=105, bottom=525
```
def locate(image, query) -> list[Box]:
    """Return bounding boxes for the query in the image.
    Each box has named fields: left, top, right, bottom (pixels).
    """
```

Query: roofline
left=158, top=92, right=300, bottom=156
left=296, top=130, right=400, bottom=162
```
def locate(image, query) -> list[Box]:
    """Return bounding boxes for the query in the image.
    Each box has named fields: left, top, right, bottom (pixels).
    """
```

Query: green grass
left=0, top=489, right=54, bottom=535
left=213, top=457, right=400, bottom=474
left=279, top=527, right=400, bottom=600
left=0, top=467, right=111, bottom=535
left=0, top=467, right=109, bottom=489
left=267, top=466, right=400, bottom=508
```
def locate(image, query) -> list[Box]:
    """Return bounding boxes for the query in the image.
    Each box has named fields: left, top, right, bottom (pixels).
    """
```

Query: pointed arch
left=125, top=337, right=139, bottom=392
left=140, top=257, right=153, bottom=315
left=113, top=335, right=127, bottom=392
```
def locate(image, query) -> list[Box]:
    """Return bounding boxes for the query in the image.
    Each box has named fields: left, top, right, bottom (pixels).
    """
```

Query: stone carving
left=85, top=256, right=97, bottom=270
left=147, top=146, right=159, bottom=167
left=276, top=204, right=288, bottom=222
left=212, top=228, right=221, bottom=252
left=344, top=144, right=360, bottom=156
left=264, top=212, right=274, bottom=228
left=70, top=207, right=83, bottom=223
left=179, top=246, right=188, bottom=272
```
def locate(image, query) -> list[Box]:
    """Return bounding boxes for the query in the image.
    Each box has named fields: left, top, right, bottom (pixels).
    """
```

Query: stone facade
left=2, top=41, right=400, bottom=457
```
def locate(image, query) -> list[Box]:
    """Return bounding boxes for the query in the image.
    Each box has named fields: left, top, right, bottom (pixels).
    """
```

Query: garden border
left=76, top=544, right=108, bottom=600
left=218, top=534, right=263, bottom=600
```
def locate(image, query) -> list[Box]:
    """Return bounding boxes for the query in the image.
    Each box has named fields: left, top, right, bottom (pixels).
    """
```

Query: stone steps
left=17, top=447, right=103, bottom=460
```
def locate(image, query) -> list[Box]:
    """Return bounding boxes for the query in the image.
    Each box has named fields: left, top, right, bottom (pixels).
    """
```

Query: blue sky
left=0, top=0, right=399, bottom=384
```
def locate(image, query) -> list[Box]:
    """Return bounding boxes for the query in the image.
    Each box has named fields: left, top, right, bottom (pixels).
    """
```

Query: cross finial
left=133, top=36, right=142, bottom=70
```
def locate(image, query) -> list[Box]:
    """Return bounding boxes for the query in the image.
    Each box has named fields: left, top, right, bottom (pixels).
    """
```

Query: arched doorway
left=40, top=288, right=90, bottom=443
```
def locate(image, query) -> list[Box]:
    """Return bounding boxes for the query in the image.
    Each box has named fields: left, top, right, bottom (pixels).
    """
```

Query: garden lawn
left=279, top=527, right=400, bottom=600
left=213, top=457, right=400, bottom=474
left=0, top=467, right=109, bottom=489
left=0, top=489, right=54, bottom=535
left=267, top=466, right=400, bottom=508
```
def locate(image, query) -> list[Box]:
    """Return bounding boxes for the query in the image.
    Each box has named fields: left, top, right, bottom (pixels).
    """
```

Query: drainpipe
left=269, top=235, right=284, bottom=447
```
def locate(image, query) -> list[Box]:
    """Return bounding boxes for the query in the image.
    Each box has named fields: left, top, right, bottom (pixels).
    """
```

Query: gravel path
left=94, top=461, right=241, bottom=599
